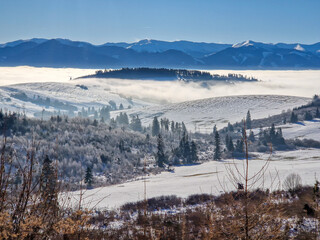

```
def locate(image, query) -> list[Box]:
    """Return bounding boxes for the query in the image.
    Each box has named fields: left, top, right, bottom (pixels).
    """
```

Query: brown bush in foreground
left=1, top=131, right=319, bottom=239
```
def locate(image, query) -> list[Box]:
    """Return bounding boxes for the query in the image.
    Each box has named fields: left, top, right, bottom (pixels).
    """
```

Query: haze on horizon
left=0, top=67, right=319, bottom=104
left=1, top=0, right=320, bottom=45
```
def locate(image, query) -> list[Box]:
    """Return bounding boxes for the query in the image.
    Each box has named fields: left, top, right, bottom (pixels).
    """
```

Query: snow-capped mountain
left=103, top=39, right=231, bottom=58
left=0, top=38, right=320, bottom=68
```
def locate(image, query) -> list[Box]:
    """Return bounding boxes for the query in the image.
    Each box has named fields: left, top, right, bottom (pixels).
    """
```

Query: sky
left=1, top=0, right=320, bottom=45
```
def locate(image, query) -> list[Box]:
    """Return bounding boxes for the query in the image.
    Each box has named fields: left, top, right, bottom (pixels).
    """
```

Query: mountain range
left=0, top=38, right=320, bottom=69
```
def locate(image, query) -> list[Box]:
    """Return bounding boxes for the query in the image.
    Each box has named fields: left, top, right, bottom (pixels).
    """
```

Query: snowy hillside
left=120, top=95, right=310, bottom=132
left=279, top=120, right=320, bottom=141
left=0, top=80, right=152, bottom=117
left=70, top=148, right=320, bottom=210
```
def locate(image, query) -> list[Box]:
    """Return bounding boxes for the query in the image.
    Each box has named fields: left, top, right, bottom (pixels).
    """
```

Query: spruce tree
left=290, top=112, right=298, bottom=123
left=236, top=139, right=244, bottom=153
left=213, top=125, right=217, bottom=135
left=227, top=122, right=234, bottom=132
left=214, top=131, right=221, bottom=160
left=190, top=141, right=198, bottom=163
left=84, top=166, right=93, bottom=188
left=171, top=121, right=175, bottom=133
left=130, top=115, right=142, bottom=132
left=225, top=134, right=229, bottom=146
left=305, top=111, right=313, bottom=121
left=246, top=110, right=252, bottom=129
left=181, top=122, right=187, bottom=133
left=179, top=131, right=190, bottom=163
left=248, top=130, right=255, bottom=142
left=228, top=137, right=235, bottom=152
left=156, top=134, right=166, bottom=167
left=152, top=117, right=160, bottom=136
left=40, top=155, right=58, bottom=213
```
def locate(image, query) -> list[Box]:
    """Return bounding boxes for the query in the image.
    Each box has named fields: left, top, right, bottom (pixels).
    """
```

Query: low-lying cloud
left=0, top=67, right=319, bottom=104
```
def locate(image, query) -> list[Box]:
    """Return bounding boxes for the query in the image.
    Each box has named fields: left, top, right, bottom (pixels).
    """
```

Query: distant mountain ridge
left=0, top=38, right=320, bottom=69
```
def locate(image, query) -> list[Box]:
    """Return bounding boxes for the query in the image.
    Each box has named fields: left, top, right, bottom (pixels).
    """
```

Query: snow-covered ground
left=69, top=148, right=320, bottom=210
left=280, top=120, right=320, bottom=141
left=250, top=120, right=320, bottom=141
left=0, top=81, right=152, bottom=116
left=121, top=95, right=309, bottom=132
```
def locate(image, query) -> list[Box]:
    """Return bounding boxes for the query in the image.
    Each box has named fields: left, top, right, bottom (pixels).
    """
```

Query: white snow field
left=121, top=95, right=309, bottom=132
left=280, top=120, right=320, bottom=141
left=0, top=81, right=152, bottom=117
left=249, top=120, right=320, bottom=141
left=70, top=148, right=320, bottom=210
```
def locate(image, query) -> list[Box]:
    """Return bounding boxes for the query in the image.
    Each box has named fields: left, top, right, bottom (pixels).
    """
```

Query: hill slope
left=121, top=95, right=310, bottom=132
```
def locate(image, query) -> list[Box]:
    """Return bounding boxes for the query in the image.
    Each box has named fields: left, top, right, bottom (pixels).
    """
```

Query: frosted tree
left=246, top=110, right=252, bottom=129
left=214, top=131, right=221, bottom=160
left=156, top=134, right=166, bottom=167
left=152, top=117, right=160, bottom=136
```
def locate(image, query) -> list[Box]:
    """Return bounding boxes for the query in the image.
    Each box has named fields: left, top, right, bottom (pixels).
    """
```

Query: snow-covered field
left=0, top=81, right=152, bottom=117
left=122, top=95, right=309, bottom=132
left=280, top=120, right=320, bottom=141
left=249, top=120, right=320, bottom=142
left=70, top=148, right=320, bottom=210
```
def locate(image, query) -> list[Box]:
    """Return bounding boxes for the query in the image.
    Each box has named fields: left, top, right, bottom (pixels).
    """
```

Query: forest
left=1, top=96, right=320, bottom=239
left=78, top=67, right=258, bottom=82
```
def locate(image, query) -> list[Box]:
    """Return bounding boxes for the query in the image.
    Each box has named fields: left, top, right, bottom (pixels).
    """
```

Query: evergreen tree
left=225, top=134, right=229, bottom=146
left=171, top=121, right=175, bottom=133
left=40, top=155, right=58, bottom=213
left=246, top=110, right=252, bottom=129
left=227, top=136, right=235, bottom=152
left=190, top=141, right=198, bottom=163
left=248, top=130, right=255, bottom=142
left=179, top=131, right=190, bottom=163
left=290, top=112, right=298, bottom=123
left=119, top=103, right=124, bottom=110
left=156, top=134, right=166, bottom=167
left=235, top=139, right=244, bottom=153
left=181, top=122, right=187, bottom=133
left=130, top=115, right=143, bottom=132
left=84, top=166, right=93, bottom=188
left=92, top=119, right=98, bottom=127
left=213, top=125, right=217, bottom=135
left=283, top=117, right=287, bottom=124
left=227, top=122, right=234, bottom=132
left=305, top=111, right=313, bottom=121
left=214, top=131, right=221, bottom=160
left=152, top=117, right=160, bottom=136
left=109, top=118, right=117, bottom=129
left=119, top=139, right=125, bottom=153
left=100, top=106, right=110, bottom=120
left=116, top=112, right=129, bottom=125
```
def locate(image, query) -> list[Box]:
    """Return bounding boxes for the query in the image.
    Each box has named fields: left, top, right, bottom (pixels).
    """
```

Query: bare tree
left=283, top=173, right=302, bottom=194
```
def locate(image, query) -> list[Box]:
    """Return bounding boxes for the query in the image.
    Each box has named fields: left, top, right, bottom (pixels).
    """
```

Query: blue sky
left=1, top=0, right=319, bottom=44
